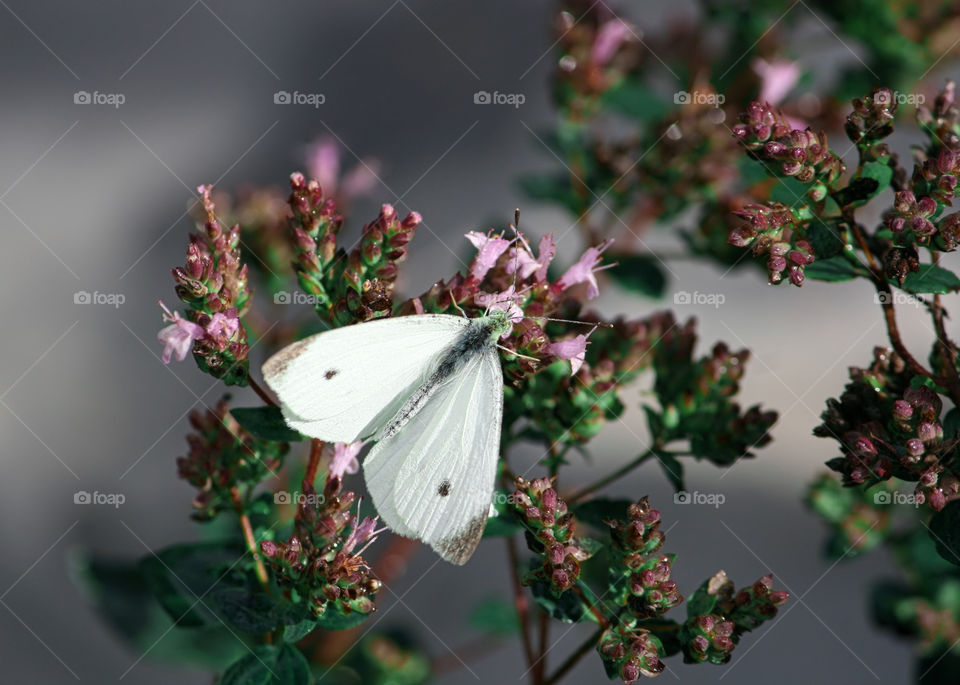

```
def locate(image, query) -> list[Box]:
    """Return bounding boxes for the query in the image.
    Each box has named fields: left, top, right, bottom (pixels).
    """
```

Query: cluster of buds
left=884, top=191, right=939, bottom=246
left=176, top=397, right=288, bottom=519
left=883, top=245, right=920, bottom=285
left=597, top=620, right=665, bottom=682
left=729, top=202, right=814, bottom=285
left=511, top=476, right=592, bottom=595
left=645, top=318, right=776, bottom=465
left=260, top=478, right=381, bottom=619
left=288, top=172, right=420, bottom=326
left=168, top=186, right=252, bottom=385
left=816, top=347, right=960, bottom=510
left=682, top=614, right=736, bottom=665
left=607, top=498, right=682, bottom=619
left=681, top=571, right=788, bottom=664
left=733, top=101, right=844, bottom=199
left=917, top=81, right=960, bottom=155
left=845, top=88, right=898, bottom=151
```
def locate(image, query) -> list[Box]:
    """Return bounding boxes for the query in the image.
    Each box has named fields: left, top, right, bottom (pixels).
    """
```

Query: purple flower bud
left=893, top=399, right=913, bottom=420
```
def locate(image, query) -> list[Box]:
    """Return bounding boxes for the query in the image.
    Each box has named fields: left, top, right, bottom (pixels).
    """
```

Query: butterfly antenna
left=448, top=289, right=468, bottom=319
left=530, top=316, right=614, bottom=328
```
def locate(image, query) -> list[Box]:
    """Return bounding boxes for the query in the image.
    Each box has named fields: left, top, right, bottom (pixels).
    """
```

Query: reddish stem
left=507, top=536, right=537, bottom=679
left=248, top=376, right=276, bottom=406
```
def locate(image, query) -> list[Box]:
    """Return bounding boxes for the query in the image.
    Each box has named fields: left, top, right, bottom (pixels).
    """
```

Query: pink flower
left=508, top=233, right=556, bottom=282
left=329, top=441, right=363, bottom=479
left=548, top=326, right=597, bottom=375
left=752, top=58, right=801, bottom=106
left=466, top=231, right=512, bottom=281
left=556, top=239, right=614, bottom=299
left=205, top=311, right=239, bottom=341
left=592, top=19, right=633, bottom=67
left=343, top=515, right=382, bottom=555
left=157, top=300, right=205, bottom=363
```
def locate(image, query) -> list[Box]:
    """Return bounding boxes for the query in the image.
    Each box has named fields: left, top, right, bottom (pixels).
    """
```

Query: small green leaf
left=657, top=452, right=685, bottom=492
left=834, top=163, right=891, bottom=207
left=929, top=501, right=960, bottom=566
left=220, top=644, right=312, bottom=685
left=281, top=604, right=317, bottom=644
left=572, top=498, right=632, bottom=529
left=530, top=580, right=590, bottom=623
left=769, top=176, right=810, bottom=208
left=231, top=406, right=306, bottom=442
left=600, top=77, right=670, bottom=122
left=468, top=598, right=520, bottom=637
left=315, top=606, right=371, bottom=631
left=806, top=222, right=845, bottom=260
left=211, top=586, right=281, bottom=635
left=685, top=579, right=719, bottom=618
left=804, top=256, right=861, bottom=282
left=897, top=265, right=960, bottom=294
left=607, top=255, right=668, bottom=299
left=944, top=408, right=960, bottom=440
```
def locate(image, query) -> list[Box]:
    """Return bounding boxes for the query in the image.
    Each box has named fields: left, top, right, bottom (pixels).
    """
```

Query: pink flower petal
left=592, top=19, right=633, bottom=67
left=329, top=440, right=363, bottom=479
left=548, top=328, right=596, bottom=376
left=753, top=58, right=801, bottom=106
left=157, top=301, right=205, bottom=364
left=466, top=231, right=512, bottom=281
left=556, top=239, right=613, bottom=299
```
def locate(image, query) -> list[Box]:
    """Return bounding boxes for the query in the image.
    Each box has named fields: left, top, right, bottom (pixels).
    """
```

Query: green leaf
left=572, top=498, right=632, bottom=529
left=220, top=643, right=312, bottom=685
left=211, top=586, right=282, bottom=635
left=315, top=606, right=371, bottom=631
left=656, top=452, right=685, bottom=492
left=600, top=77, right=670, bottom=122
left=607, top=255, right=668, bottom=299
left=468, top=598, right=520, bottom=637
left=804, top=256, right=861, bottom=282
left=897, top=265, right=960, bottom=294
left=929, top=501, right=960, bottom=566
left=529, top=578, right=595, bottom=623
left=806, top=222, right=846, bottom=260
left=281, top=604, right=317, bottom=644
left=685, top=578, right=719, bottom=618
left=834, top=163, right=892, bottom=207
left=139, top=542, right=244, bottom=627
left=769, top=176, right=810, bottom=209
left=71, top=552, right=247, bottom=670
left=944, top=408, right=960, bottom=440
left=483, top=492, right=523, bottom=538
left=231, top=406, right=306, bottom=443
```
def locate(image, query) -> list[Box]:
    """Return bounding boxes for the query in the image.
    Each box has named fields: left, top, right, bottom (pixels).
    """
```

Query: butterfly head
left=485, top=308, right=513, bottom=341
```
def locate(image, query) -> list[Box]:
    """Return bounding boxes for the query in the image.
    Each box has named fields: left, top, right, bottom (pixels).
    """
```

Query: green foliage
left=232, top=406, right=308, bottom=443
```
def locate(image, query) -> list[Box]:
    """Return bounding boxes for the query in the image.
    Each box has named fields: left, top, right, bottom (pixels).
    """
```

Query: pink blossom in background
left=557, top=239, right=615, bottom=299
left=329, top=441, right=363, bottom=479
left=466, top=231, right=512, bottom=280
left=752, top=58, right=801, bottom=106
left=157, top=300, right=205, bottom=363
left=306, top=136, right=381, bottom=202
left=592, top=19, right=634, bottom=67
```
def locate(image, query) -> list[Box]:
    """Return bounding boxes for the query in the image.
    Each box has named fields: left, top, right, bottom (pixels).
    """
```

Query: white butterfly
left=262, top=309, right=512, bottom=564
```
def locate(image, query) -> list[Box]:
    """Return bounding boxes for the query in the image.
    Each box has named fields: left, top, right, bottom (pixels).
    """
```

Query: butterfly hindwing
left=363, top=346, right=503, bottom=564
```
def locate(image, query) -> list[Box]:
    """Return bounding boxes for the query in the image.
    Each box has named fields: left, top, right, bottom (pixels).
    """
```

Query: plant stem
left=248, top=376, right=276, bottom=406
left=566, top=447, right=660, bottom=503
left=507, top=536, right=537, bottom=679
left=543, top=626, right=604, bottom=685
left=536, top=609, right=550, bottom=684
left=231, top=486, right=269, bottom=589
left=304, top=439, right=324, bottom=489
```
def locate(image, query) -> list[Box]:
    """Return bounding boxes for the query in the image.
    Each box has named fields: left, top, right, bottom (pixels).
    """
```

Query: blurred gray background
left=1, top=0, right=955, bottom=682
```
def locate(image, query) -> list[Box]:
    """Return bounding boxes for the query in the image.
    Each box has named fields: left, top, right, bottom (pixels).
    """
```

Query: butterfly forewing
left=262, top=314, right=471, bottom=443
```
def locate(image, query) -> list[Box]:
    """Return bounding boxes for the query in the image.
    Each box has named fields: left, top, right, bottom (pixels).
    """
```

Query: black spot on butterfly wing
left=324, top=369, right=339, bottom=380
left=437, top=479, right=451, bottom=497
